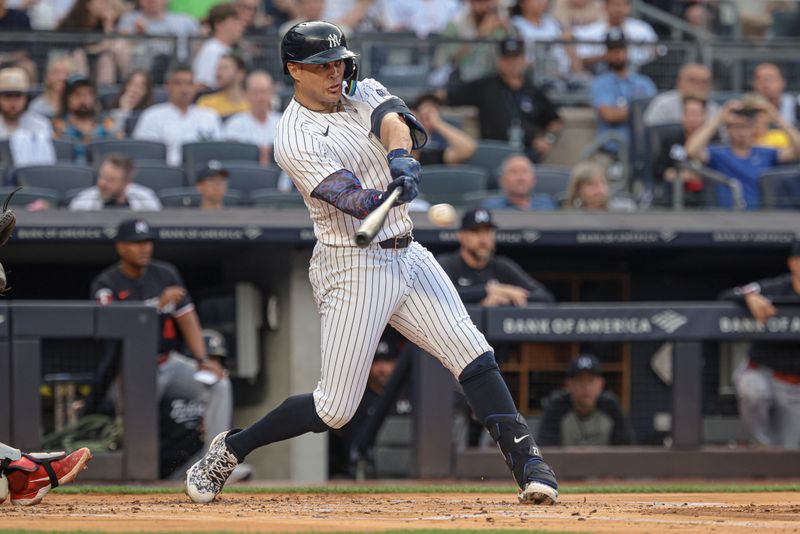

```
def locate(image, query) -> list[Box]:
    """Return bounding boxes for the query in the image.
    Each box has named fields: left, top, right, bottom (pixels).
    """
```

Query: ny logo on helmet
left=327, top=33, right=341, bottom=48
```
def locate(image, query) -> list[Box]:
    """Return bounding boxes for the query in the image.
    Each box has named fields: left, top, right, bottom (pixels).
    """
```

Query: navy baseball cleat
left=185, top=430, right=239, bottom=503
left=486, top=413, right=559, bottom=505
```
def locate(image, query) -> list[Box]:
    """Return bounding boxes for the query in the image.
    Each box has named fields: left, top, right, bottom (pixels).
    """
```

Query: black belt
left=378, top=235, right=412, bottom=249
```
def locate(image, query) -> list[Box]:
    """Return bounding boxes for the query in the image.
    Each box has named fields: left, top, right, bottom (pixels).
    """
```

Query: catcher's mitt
left=0, top=188, right=18, bottom=248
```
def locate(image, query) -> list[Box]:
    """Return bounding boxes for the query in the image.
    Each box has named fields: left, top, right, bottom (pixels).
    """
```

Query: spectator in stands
left=685, top=98, right=800, bottom=209
left=322, top=0, right=379, bottom=31
left=108, top=69, right=154, bottom=133
left=445, top=38, right=562, bottom=163
left=437, top=207, right=554, bottom=306
left=753, top=108, right=791, bottom=150
left=651, top=95, right=707, bottom=206
left=117, top=0, right=199, bottom=37
left=192, top=4, right=245, bottom=90
left=411, top=93, right=476, bottom=166
left=552, top=0, right=603, bottom=29
left=564, top=160, right=636, bottom=211
left=69, top=153, right=162, bottom=211
left=53, top=74, right=121, bottom=160
left=28, top=54, right=76, bottom=119
left=278, top=0, right=325, bottom=36
left=375, top=0, right=460, bottom=38
left=0, top=67, right=55, bottom=167
left=235, top=0, right=266, bottom=33
left=752, top=63, right=799, bottom=126
left=719, top=239, right=800, bottom=449
left=0, top=0, right=30, bottom=28
left=194, top=160, right=229, bottom=210
left=590, top=30, right=656, bottom=158
left=91, top=218, right=233, bottom=478
left=197, top=54, right=249, bottom=119
left=538, top=354, right=634, bottom=446
left=223, top=71, right=281, bottom=166
left=133, top=63, right=222, bottom=166
left=511, top=0, right=569, bottom=73
left=435, top=0, right=513, bottom=84
left=644, top=63, right=719, bottom=126
left=482, top=154, right=557, bottom=210
left=572, top=0, right=657, bottom=71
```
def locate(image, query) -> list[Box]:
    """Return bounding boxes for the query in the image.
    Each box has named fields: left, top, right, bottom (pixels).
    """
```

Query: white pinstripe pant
left=309, top=240, right=492, bottom=429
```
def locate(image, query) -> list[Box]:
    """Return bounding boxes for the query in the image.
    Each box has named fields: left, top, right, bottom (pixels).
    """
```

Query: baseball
left=427, top=203, right=457, bottom=227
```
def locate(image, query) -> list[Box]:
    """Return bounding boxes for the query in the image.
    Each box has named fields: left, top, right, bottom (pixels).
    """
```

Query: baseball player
left=186, top=21, right=558, bottom=505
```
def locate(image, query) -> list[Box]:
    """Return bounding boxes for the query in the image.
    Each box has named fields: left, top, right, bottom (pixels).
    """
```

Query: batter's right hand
left=385, top=175, right=418, bottom=205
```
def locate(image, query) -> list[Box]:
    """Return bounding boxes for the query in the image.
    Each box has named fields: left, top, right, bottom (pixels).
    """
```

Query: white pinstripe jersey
left=274, top=78, right=413, bottom=247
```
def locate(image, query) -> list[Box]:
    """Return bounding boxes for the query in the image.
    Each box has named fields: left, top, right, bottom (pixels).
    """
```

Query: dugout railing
left=412, top=302, right=800, bottom=480
left=1, top=302, right=158, bottom=481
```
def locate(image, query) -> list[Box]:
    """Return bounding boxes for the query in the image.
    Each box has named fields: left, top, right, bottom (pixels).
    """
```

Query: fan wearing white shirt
left=69, top=153, right=162, bottom=211
left=571, top=0, right=656, bottom=71
left=223, top=71, right=281, bottom=166
left=191, top=4, right=245, bottom=90
left=133, top=64, right=222, bottom=166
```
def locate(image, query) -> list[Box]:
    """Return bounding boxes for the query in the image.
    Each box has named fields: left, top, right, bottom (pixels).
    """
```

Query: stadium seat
left=465, top=140, right=518, bottom=184
left=226, top=165, right=281, bottom=195
left=134, top=164, right=186, bottom=192
left=182, top=142, right=260, bottom=183
left=533, top=164, right=572, bottom=197
left=14, top=165, right=94, bottom=198
left=52, top=140, right=77, bottom=163
left=87, top=139, right=167, bottom=164
left=418, top=164, right=488, bottom=206
left=0, top=186, right=60, bottom=207
left=249, top=189, right=306, bottom=209
left=158, top=187, right=243, bottom=207
left=760, top=166, right=800, bottom=209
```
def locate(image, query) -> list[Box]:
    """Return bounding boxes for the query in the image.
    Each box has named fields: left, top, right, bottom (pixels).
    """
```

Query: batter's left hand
left=387, top=149, right=421, bottom=183
left=385, top=175, right=418, bottom=205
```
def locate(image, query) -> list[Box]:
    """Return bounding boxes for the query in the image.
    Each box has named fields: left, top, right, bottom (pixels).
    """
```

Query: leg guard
left=485, top=413, right=559, bottom=504
left=6, top=448, right=92, bottom=506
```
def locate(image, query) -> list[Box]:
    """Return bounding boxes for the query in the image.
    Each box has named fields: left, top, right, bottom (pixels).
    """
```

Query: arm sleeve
left=164, top=264, right=194, bottom=317
left=496, top=257, right=555, bottom=303
left=311, top=170, right=384, bottom=219
left=351, top=78, right=427, bottom=150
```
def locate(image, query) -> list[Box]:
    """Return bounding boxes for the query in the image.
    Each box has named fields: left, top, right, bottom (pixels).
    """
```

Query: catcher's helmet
left=281, top=21, right=358, bottom=81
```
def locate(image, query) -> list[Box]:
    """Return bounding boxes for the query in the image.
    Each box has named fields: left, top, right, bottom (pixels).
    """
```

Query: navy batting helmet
left=281, top=21, right=358, bottom=82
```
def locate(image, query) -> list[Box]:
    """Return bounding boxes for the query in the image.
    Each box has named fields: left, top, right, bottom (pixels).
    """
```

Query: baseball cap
left=605, top=28, right=627, bottom=50
left=115, top=219, right=155, bottom=242
left=568, top=354, right=603, bottom=377
left=196, top=160, right=230, bottom=182
left=460, top=208, right=497, bottom=231
left=790, top=238, right=800, bottom=258
left=202, top=329, right=228, bottom=358
left=64, top=74, right=92, bottom=97
left=0, top=67, right=30, bottom=95
left=499, top=37, right=525, bottom=57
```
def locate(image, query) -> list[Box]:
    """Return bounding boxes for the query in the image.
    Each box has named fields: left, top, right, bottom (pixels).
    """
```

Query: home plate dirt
left=2, top=492, right=799, bottom=532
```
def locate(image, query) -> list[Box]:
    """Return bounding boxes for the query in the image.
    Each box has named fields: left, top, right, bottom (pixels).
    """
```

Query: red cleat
left=6, top=448, right=92, bottom=506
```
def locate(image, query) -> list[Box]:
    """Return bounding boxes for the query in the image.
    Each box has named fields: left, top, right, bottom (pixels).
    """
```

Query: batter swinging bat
left=354, top=187, right=402, bottom=247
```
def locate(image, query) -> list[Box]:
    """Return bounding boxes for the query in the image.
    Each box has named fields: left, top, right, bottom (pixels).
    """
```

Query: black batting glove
left=387, top=149, right=421, bottom=183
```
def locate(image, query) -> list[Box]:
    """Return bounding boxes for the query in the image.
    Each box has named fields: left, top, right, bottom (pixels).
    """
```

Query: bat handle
left=354, top=187, right=402, bottom=248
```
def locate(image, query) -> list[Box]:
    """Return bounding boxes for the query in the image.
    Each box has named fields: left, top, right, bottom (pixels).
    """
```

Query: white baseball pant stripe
left=309, top=241, right=492, bottom=429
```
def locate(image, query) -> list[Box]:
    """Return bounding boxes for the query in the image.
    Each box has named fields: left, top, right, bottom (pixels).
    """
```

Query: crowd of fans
left=0, top=0, right=798, bottom=212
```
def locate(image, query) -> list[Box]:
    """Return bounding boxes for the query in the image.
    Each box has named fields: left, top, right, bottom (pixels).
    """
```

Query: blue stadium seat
left=158, top=187, right=243, bottom=207
left=418, top=164, right=488, bottom=206
left=465, top=140, right=518, bottom=186
left=226, top=165, right=281, bottom=195
left=88, top=139, right=167, bottom=165
left=760, top=166, right=800, bottom=209
left=0, top=186, right=60, bottom=207
left=182, top=142, right=260, bottom=183
left=534, top=165, right=572, bottom=197
left=52, top=140, right=77, bottom=163
left=134, top=164, right=186, bottom=192
left=249, top=189, right=306, bottom=209
left=14, top=165, right=94, bottom=198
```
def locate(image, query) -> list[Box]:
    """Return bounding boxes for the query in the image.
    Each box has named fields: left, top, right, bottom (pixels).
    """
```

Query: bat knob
left=355, top=231, right=371, bottom=248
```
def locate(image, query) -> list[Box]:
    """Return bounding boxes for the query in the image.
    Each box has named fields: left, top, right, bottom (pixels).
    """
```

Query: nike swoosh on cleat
left=513, top=434, right=530, bottom=444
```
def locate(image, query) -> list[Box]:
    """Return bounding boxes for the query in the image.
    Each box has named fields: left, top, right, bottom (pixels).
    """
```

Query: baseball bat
left=354, top=188, right=402, bottom=248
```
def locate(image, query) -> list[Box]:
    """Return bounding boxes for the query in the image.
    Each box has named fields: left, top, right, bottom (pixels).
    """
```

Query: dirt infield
left=2, top=490, right=799, bottom=533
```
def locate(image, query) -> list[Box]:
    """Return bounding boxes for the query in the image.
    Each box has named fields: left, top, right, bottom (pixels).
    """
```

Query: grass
left=52, top=482, right=800, bottom=495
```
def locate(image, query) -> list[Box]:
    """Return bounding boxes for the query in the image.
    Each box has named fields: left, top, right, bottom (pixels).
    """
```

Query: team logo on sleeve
left=96, top=288, right=113, bottom=305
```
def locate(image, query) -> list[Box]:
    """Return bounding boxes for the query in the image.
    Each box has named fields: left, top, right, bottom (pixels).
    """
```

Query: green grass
left=52, top=482, right=800, bottom=495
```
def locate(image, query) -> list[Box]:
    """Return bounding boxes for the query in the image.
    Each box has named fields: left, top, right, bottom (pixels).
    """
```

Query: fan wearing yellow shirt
left=197, top=54, right=249, bottom=119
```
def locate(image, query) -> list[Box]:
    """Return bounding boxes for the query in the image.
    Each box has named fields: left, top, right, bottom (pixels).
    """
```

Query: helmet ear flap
left=344, top=57, right=358, bottom=82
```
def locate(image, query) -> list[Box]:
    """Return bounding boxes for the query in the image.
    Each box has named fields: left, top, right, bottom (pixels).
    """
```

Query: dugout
left=3, top=208, right=800, bottom=480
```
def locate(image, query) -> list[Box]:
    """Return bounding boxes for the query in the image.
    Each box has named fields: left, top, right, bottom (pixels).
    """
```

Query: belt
left=377, top=235, right=412, bottom=249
